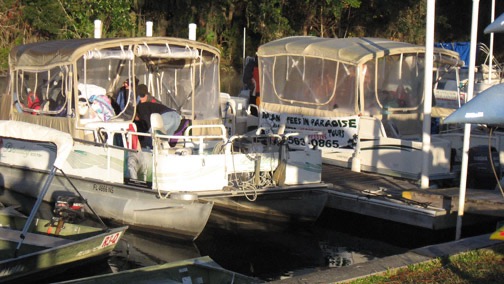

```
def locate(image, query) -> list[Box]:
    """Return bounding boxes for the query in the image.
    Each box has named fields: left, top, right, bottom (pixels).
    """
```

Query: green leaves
left=20, top=0, right=135, bottom=39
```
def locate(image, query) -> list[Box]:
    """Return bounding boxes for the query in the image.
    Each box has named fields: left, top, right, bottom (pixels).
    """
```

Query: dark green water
left=1, top=188, right=499, bottom=283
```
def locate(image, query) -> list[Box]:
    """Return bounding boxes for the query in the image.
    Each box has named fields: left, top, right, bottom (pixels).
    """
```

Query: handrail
left=152, top=124, right=227, bottom=155
left=184, top=124, right=228, bottom=138
left=73, top=137, right=138, bottom=153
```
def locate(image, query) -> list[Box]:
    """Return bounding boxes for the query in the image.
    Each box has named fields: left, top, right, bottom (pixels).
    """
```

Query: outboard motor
left=53, top=196, right=85, bottom=224
left=467, top=146, right=501, bottom=189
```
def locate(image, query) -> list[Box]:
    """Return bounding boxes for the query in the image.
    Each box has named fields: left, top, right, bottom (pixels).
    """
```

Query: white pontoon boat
left=0, top=37, right=327, bottom=240
left=253, top=36, right=465, bottom=183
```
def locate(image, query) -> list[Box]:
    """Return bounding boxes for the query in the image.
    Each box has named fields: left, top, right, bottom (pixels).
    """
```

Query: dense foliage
left=1, top=0, right=502, bottom=92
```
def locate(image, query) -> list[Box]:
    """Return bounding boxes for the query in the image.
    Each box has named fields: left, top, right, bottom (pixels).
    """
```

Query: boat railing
left=76, top=120, right=135, bottom=146
left=76, top=122, right=230, bottom=155
left=150, top=124, right=228, bottom=155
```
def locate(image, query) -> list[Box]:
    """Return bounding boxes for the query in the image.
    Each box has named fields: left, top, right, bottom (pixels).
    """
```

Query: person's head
left=124, top=77, right=139, bottom=89
left=137, top=84, right=149, bottom=102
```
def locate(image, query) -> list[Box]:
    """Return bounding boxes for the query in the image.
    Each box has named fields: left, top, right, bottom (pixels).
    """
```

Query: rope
left=151, top=136, right=280, bottom=201
left=151, top=135, right=171, bottom=199
left=227, top=139, right=277, bottom=202
left=488, top=128, right=504, bottom=198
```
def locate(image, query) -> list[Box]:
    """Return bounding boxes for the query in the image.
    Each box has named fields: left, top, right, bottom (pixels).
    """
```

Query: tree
left=286, top=0, right=361, bottom=38
left=385, top=0, right=427, bottom=43
left=246, top=0, right=293, bottom=44
left=0, top=0, right=502, bottom=82
left=22, top=0, right=135, bottom=39
left=0, top=0, right=31, bottom=70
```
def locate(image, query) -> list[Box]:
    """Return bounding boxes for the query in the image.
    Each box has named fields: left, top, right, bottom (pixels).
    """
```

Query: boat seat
left=151, top=113, right=166, bottom=134
left=0, top=227, right=73, bottom=248
left=151, top=113, right=192, bottom=151
left=169, top=118, right=191, bottom=147
left=151, top=113, right=171, bottom=150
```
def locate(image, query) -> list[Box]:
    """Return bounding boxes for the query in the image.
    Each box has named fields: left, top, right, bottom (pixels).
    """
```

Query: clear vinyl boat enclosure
left=257, top=36, right=463, bottom=181
left=0, top=37, right=224, bottom=240
left=5, top=37, right=221, bottom=139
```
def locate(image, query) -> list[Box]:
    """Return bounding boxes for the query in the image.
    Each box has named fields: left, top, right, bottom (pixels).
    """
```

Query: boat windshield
left=77, top=52, right=135, bottom=122
left=137, top=51, right=221, bottom=120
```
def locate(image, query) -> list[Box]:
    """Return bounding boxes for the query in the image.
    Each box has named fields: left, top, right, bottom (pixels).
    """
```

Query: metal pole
left=15, top=167, right=58, bottom=255
left=487, top=0, right=495, bottom=84
left=421, top=0, right=436, bottom=189
left=456, top=0, right=480, bottom=241
left=243, top=27, right=246, bottom=61
left=189, top=23, right=197, bottom=41
left=242, top=28, right=246, bottom=77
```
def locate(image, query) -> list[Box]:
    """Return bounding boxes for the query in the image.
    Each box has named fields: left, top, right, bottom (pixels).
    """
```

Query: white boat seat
left=151, top=113, right=171, bottom=150
left=151, top=113, right=166, bottom=135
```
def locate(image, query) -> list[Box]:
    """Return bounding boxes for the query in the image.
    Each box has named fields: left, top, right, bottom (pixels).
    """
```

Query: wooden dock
left=321, top=164, right=504, bottom=229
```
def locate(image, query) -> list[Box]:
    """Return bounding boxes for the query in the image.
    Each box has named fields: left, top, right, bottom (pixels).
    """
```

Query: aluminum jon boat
left=0, top=121, right=127, bottom=283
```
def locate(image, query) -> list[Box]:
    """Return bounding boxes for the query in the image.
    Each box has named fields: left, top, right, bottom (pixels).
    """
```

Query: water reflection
left=192, top=210, right=407, bottom=281
left=110, top=230, right=201, bottom=270
left=0, top=188, right=411, bottom=282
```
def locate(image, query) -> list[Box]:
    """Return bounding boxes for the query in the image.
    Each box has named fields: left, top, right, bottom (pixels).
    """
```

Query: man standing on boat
left=242, top=56, right=260, bottom=116
left=134, top=84, right=182, bottom=148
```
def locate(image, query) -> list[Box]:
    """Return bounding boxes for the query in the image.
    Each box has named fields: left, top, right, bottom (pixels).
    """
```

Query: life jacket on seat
left=26, top=91, right=41, bottom=114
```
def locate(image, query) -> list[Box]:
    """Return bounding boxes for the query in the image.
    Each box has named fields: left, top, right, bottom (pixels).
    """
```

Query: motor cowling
left=53, top=196, right=85, bottom=223
left=468, top=146, right=501, bottom=189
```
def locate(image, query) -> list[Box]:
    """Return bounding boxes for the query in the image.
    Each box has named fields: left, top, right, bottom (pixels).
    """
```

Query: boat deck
left=322, top=164, right=504, bottom=229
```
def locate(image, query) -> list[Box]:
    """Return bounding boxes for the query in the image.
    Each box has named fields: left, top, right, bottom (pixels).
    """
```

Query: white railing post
left=189, top=23, right=197, bottom=40
left=94, top=20, right=102, bottom=38
left=146, top=21, right=153, bottom=37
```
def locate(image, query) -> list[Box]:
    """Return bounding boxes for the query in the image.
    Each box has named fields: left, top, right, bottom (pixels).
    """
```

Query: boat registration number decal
left=93, top=183, right=114, bottom=193
left=101, top=232, right=122, bottom=248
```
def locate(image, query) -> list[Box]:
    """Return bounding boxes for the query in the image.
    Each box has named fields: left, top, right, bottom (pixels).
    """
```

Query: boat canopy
left=257, top=36, right=461, bottom=117
left=9, top=37, right=219, bottom=69
left=258, top=37, right=461, bottom=65
left=6, top=37, right=221, bottom=138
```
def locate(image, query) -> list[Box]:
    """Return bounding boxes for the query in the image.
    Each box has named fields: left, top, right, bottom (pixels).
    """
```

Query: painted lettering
left=0, top=264, right=25, bottom=277
left=92, top=184, right=114, bottom=193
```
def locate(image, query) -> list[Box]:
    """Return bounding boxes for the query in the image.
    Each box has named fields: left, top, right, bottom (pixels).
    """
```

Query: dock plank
left=321, top=164, right=504, bottom=229
left=323, top=164, right=418, bottom=195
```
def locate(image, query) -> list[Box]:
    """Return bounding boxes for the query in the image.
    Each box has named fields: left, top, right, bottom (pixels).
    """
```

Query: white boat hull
left=0, top=134, right=329, bottom=239
left=0, top=163, right=213, bottom=241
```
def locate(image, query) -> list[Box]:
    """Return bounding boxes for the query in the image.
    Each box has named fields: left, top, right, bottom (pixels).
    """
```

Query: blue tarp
left=435, top=42, right=470, bottom=66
